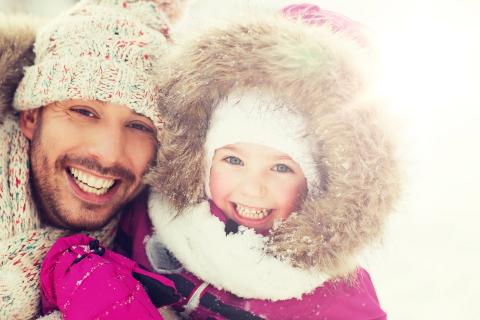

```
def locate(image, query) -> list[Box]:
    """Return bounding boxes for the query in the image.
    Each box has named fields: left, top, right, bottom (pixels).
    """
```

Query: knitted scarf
left=0, top=114, right=120, bottom=319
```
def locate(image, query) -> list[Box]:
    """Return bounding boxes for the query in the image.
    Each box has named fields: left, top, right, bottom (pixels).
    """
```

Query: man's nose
left=86, top=126, right=125, bottom=168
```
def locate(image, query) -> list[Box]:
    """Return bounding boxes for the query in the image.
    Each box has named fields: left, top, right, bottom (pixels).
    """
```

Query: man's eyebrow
left=129, top=110, right=153, bottom=122
left=96, top=100, right=151, bottom=122
left=131, top=110, right=145, bottom=117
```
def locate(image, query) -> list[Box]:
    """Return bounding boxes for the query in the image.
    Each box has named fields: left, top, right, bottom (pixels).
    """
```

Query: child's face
left=209, top=143, right=307, bottom=232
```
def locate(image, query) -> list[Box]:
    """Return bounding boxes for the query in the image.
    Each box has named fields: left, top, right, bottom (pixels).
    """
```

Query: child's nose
left=239, top=177, right=267, bottom=198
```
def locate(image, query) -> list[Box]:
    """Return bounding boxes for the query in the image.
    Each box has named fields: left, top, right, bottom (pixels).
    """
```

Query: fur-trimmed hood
left=149, top=11, right=400, bottom=277
left=0, top=14, right=37, bottom=122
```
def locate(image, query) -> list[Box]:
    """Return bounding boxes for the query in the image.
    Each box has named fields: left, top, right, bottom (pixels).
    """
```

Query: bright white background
left=1, top=0, right=479, bottom=319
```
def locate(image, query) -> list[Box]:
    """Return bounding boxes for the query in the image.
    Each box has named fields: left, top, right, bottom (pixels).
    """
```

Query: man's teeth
left=235, top=203, right=271, bottom=220
left=70, top=167, right=115, bottom=195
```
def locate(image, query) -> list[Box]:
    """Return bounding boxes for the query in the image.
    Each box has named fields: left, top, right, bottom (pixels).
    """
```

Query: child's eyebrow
left=276, top=155, right=294, bottom=161
left=219, top=145, right=239, bottom=152
left=215, top=146, right=243, bottom=157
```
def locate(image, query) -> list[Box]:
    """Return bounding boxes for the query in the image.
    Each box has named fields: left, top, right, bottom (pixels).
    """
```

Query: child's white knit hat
left=204, top=90, right=319, bottom=198
left=13, top=0, right=176, bottom=130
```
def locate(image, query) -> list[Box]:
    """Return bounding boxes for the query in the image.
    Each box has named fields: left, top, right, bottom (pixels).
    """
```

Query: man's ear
left=19, top=109, right=41, bottom=141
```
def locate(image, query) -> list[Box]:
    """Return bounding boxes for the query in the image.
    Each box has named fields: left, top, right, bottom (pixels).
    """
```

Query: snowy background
left=1, top=0, right=479, bottom=319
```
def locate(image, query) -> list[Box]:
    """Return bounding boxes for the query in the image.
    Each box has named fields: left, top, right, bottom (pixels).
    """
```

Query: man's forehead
left=96, top=100, right=149, bottom=119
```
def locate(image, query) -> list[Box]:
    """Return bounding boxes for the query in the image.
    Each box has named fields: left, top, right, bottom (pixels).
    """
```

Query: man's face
left=20, top=100, right=158, bottom=230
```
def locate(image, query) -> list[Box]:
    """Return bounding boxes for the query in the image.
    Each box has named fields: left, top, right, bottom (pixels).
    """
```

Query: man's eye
left=223, top=156, right=243, bottom=166
left=70, top=107, right=97, bottom=118
left=128, top=122, right=155, bottom=134
left=272, top=164, right=292, bottom=173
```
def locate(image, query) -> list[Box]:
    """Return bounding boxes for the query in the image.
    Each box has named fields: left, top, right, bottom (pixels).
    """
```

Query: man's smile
left=66, top=166, right=120, bottom=205
left=69, top=167, right=116, bottom=195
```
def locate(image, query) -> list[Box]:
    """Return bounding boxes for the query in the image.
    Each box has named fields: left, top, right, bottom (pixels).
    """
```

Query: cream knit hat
left=13, top=0, right=176, bottom=130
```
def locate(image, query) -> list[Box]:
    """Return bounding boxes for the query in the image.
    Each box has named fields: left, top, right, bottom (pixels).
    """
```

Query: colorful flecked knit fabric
left=13, top=0, right=173, bottom=131
left=0, top=114, right=40, bottom=239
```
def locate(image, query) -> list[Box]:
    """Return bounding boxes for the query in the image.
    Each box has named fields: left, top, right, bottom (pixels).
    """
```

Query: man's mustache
left=56, top=154, right=136, bottom=183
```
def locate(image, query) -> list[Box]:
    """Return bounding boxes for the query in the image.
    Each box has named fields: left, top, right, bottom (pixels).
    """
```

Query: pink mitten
left=40, top=234, right=179, bottom=319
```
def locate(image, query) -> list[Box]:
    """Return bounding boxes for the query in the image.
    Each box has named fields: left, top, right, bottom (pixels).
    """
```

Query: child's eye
left=128, top=122, right=155, bottom=134
left=223, top=156, right=244, bottom=166
left=70, top=107, right=97, bottom=118
left=272, top=164, right=292, bottom=173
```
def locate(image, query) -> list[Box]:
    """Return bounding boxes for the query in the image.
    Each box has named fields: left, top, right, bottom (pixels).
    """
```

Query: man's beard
left=29, top=123, right=145, bottom=231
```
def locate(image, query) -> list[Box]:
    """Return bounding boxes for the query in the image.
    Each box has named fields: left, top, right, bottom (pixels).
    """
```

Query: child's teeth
left=235, top=203, right=270, bottom=220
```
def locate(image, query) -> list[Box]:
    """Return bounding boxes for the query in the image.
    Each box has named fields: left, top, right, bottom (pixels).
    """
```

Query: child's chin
left=249, top=223, right=272, bottom=235
left=233, top=215, right=273, bottom=233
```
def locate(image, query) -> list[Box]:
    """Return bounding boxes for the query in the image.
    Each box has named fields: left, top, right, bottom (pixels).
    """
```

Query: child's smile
left=233, top=202, right=272, bottom=220
left=229, top=201, right=278, bottom=231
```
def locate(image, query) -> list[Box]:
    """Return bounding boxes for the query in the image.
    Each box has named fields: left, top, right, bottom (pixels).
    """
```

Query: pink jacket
left=40, top=233, right=180, bottom=319
left=117, top=194, right=387, bottom=320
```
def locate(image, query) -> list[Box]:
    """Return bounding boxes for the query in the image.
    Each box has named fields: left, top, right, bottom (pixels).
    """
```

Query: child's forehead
left=217, top=143, right=296, bottom=161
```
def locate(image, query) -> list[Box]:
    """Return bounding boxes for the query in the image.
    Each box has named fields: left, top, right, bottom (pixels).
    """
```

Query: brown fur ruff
left=0, top=15, right=37, bottom=122
left=149, top=14, right=400, bottom=276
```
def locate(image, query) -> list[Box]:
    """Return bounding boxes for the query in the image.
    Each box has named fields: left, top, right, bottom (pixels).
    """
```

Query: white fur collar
left=147, top=193, right=329, bottom=301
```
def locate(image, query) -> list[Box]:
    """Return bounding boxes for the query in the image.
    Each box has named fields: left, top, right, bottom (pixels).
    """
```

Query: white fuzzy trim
left=37, top=310, right=63, bottom=320
left=148, top=193, right=329, bottom=301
